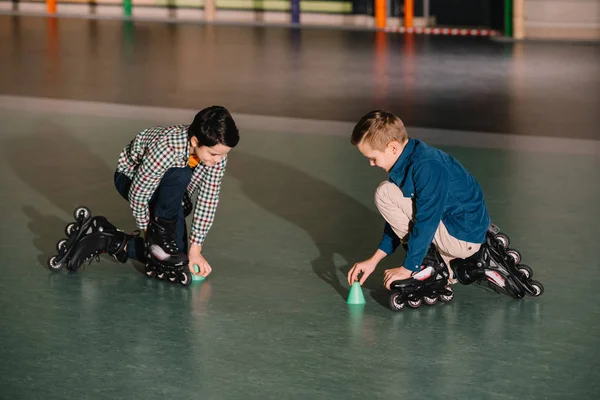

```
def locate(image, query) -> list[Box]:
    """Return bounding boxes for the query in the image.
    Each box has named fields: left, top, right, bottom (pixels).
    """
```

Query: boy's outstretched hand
left=347, top=259, right=377, bottom=286
left=188, top=243, right=212, bottom=277
left=347, top=249, right=388, bottom=286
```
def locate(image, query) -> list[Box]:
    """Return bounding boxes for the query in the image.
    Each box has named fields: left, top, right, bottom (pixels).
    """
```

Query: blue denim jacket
left=378, top=138, right=491, bottom=271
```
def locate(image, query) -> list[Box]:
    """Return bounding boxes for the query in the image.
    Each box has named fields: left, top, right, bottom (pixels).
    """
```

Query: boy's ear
left=387, top=140, right=401, bottom=154
left=190, top=136, right=198, bottom=148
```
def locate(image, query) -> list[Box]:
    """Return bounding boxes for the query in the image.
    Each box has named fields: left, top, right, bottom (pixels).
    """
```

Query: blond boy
left=347, top=110, right=491, bottom=289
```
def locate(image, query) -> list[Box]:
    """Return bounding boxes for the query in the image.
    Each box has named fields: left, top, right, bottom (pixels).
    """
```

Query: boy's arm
left=188, top=156, right=228, bottom=246
left=403, top=160, right=449, bottom=271
left=348, top=223, right=399, bottom=285
left=377, top=221, right=401, bottom=256
left=128, top=147, right=176, bottom=231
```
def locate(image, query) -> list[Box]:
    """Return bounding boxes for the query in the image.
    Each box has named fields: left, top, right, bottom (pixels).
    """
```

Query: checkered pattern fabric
left=116, top=124, right=227, bottom=245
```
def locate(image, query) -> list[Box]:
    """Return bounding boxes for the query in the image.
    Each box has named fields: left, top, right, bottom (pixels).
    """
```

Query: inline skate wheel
left=47, top=256, right=64, bottom=271
left=73, top=206, right=91, bottom=221
left=517, top=264, right=533, bottom=279
left=439, top=287, right=455, bottom=302
left=529, top=280, right=544, bottom=297
left=155, top=271, right=166, bottom=280
left=168, top=272, right=178, bottom=283
left=56, top=239, right=68, bottom=252
left=144, top=264, right=154, bottom=278
left=495, top=233, right=509, bottom=248
left=423, top=296, right=438, bottom=305
left=407, top=298, right=422, bottom=308
left=507, top=249, right=521, bottom=265
left=179, top=271, right=192, bottom=287
left=389, top=293, right=406, bottom=311
left=65, top=223, right=78, bottom=236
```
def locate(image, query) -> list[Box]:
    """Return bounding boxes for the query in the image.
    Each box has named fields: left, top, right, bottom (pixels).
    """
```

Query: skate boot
left=388, top=245, right=455, bottom=311
left=451, top=223, right=544, bottom=299
left=47, top=206, right=139, bottom=272
left=144, top=217, right=191, bottom=287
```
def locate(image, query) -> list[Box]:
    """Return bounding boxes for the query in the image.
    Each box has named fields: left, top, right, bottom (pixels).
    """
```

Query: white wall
left=525, top=0, right=600, bottom=40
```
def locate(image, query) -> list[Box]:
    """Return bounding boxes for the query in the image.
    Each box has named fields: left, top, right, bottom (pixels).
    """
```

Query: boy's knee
left=374, top=180, right=395, bottom=208
left=163, top=167, right=193, bottom=186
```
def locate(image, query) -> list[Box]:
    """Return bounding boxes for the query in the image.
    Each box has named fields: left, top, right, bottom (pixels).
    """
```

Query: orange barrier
left=47, top=0, right=56, bottom=14
left=404, top=0, right=414, bottom=28
left=375, top=0, right=386, bottom=29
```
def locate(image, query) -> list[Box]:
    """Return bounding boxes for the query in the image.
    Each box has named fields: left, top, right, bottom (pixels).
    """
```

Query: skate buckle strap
left=488, top=223, right=500, bottom=235
left=150, top=244, right=172, bottom=261
left=485, top=270, right=506, bottom=288
left=413, top=267, right=434, bottom=281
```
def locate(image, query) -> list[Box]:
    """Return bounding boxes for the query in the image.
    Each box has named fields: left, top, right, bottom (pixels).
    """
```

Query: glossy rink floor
left=1, top=16, right=600, bottom=400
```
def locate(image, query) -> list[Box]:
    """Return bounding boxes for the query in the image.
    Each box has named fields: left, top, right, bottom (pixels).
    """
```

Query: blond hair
left=351, top=110, right=408, bottom=151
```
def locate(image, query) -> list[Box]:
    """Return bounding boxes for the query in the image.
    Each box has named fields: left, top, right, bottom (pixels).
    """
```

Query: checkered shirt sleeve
left=128, top=145, right=176, bottom=231
left=188, top=156, right=228, bottom=245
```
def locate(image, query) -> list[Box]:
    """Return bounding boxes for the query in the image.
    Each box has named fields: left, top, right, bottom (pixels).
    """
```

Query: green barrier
left=504, top=0, right=513, bottom=37
left=124, top=0, right=132, bottom=17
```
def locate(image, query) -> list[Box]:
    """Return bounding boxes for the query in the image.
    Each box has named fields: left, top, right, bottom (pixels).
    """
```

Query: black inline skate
left=143, top=216, right=192, bottom=287
left=47, top=206, right=138, bottom=272
left=451, top=223, right=544, bottom=299
left=388, top=245, right=455, bottom=311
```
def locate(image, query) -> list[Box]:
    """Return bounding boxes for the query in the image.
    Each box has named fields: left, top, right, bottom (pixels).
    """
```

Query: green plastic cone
left=191, top=264, right=206, bottom=282
left=346, top=282, right=366, bottom=305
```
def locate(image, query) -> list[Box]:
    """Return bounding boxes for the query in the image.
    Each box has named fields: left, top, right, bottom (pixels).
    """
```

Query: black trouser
left=114, top=167, right=193, bottom=261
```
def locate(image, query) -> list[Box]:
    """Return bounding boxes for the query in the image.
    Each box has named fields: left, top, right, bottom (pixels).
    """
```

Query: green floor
left=1, top=107, right=599, bottom=399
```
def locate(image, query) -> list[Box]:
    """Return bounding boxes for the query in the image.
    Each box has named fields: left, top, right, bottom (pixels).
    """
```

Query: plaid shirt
left=116, top=124, right=227, bottom=246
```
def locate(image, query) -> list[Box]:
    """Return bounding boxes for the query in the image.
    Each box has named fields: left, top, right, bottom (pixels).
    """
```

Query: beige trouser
left=374, top=181, right=480, bottom=280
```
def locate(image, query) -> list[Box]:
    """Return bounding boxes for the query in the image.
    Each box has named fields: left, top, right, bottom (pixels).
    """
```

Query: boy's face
left=194, top=143, right=232, bottom=167
left=357, top=140, right=402, bottom=172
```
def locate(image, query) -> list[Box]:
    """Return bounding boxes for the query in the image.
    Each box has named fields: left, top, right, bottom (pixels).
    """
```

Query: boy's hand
left=188, top=243, right=212, bottom=277
left=347, top=259, right=377, bottom=286
left=383, top=266, right=413, bottom=289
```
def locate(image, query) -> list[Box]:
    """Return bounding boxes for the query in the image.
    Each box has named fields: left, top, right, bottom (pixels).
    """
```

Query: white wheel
left=423, top=296, right=438, bottom=305
left=179, top=271, right=191, bottom=287
left=65, top=223, right=77, bottom=236
left=144, top=265, right=154, bottom=277
left=389, top=293, right=406, bottom=311
left=507, top=249, right=521, bottom=265
left=495, top=233, right=509, bottom=248
left=518, top=265, right=533, bottom=279
left=407, top=298, right=422, bottom=308
left=156, top=271, right=166, bottom=280
left=47, top=256, right=64, bottom=271
left=168, top=273, right=178, bottom=283
left=56, top=239, right=68, bottom=252
left=530, top=280, right=544, bottom=297
left=73, top=206, right=90, bottom=221
left=439, top=287, right=454, bottom=302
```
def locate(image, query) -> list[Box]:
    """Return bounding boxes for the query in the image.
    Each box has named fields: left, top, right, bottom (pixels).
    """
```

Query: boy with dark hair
left=49, top=106, right=239, bottom=281
left=347, top=110, right=491, bottom=290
